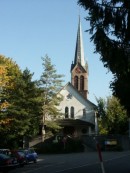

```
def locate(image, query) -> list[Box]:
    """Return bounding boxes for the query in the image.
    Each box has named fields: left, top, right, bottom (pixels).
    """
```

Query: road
left=10, top=150, right=130, bottom=173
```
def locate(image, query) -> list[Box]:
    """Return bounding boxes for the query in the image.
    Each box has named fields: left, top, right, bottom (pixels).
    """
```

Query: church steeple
left=74, top=16, right=85, bottom=68
left=71, top=16, right=88, bottom=99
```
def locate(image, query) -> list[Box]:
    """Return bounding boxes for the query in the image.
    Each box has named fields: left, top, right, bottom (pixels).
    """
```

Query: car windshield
left=23, top=150, right=28, bottom=154
left=18, top=151, right=25, bottom=156
left=29, top=149, right=35, bottom=153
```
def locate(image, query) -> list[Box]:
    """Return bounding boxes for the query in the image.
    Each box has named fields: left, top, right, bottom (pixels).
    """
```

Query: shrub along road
left=10, top=151, right=130, bottom=173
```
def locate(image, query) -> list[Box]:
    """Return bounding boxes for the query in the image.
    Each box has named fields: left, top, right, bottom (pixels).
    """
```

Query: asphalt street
left=10, top=150, right=130, bottom=173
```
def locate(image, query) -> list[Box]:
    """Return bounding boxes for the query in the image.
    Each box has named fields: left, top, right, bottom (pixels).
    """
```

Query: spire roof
left=74, top=16, right=85, bottom=67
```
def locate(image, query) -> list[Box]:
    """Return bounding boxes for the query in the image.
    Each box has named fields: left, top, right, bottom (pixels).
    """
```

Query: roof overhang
left=56, top=119, right=95, bottom=127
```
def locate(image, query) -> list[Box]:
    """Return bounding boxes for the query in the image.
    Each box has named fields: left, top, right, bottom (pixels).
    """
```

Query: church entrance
left=63, top=126, right=75, bottom=136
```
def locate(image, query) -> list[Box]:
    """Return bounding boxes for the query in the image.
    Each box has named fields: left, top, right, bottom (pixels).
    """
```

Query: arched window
left=71, top=106, right=74, bottom=118
left=74, top=76, right=78, bottom=89
left=80, top=75, right=84, bottom=90
left=65, top=107, right=69, bottom=118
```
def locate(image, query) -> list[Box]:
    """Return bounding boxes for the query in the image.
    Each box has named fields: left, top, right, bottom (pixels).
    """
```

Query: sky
left=0, top=0, right=113, bottom=104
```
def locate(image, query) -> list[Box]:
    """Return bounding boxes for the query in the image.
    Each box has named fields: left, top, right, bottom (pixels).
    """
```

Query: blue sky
left=0, top=0, right=113, bottom=104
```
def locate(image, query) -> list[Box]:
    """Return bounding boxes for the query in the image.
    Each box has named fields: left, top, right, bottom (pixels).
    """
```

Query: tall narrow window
left=80, top=75, right=84, bottom=90
left=74, top=76, right=78, bottom=89
left=65, top=107, right=69, bottom=118
left=71, top=106, right=74, bottom=118
left=83, top=109, right=86, bottom=118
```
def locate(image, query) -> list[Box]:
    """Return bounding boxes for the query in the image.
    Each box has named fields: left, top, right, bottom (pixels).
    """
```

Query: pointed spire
left=74, top=16, right=85, bottom=67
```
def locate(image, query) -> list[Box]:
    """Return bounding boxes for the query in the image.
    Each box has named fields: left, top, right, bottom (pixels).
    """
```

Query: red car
left=10, top=150, right=26, bottom=167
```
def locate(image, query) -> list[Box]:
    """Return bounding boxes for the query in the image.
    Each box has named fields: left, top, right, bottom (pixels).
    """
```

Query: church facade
left=56, top=17, right=98, bottom=137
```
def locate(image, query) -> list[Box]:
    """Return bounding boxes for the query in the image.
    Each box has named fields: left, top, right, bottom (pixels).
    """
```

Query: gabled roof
left=59, top=82, right=97, bottom=109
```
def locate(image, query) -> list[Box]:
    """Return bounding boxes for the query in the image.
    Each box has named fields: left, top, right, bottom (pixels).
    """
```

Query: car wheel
left=26, top=159, right=29, bottom=164
left=34, top=159, right=37, bottom=163
left=20, top=163, right=24, bottom=167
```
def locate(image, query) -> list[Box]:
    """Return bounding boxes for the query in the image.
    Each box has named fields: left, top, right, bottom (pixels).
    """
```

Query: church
left=56, top=17, right=98, bottom=137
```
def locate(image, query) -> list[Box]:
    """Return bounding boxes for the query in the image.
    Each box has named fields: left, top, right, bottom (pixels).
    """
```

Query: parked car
left=10, top=150, right=26, bottom=167
left=20, top=148, right=38, bottom=164
left=0, top=149, right=10, bottom=155
left=0, top=153, right=18, bottom=173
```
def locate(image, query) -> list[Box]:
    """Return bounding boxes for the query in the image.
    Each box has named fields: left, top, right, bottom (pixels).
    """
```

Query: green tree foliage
left=78, top=0, right=130, bottom=116
left=0, top=65, right=9, bottom=113
left=95, top=97, right=106, bottom=118
left=96, top=96, right=128, bottom=134
left=0, top=55, right=41, bottom=147
left=0, top=55, right=22, bottom=126
left=0, top=55, right=22, bottom=147
left=38, top=55, right=64, bottom=134
left=8, top=69, right=42, bottom=137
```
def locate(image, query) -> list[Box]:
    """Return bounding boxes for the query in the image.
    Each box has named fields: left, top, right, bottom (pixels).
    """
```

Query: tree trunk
left=42, top=114, right=46, bottom=142
left=42, top=125, right=45, bottom=142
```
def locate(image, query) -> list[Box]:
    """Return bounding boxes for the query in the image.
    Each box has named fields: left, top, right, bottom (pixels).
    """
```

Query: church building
left=56, top=17, right=97, bottom=137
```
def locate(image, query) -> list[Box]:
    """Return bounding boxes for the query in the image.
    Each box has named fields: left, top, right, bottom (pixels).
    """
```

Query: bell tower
left=71, top=16, right=88, bottom=99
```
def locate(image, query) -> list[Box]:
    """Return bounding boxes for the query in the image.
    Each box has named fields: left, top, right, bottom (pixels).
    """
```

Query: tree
left=0, top=55, right=22, bottom=136
left=0, top=55, right=21, bottom=147
left=0, top=55, right=41, bottom=148
left=96, top=96, right=128, bottom=135
left=38, top=55, right=64, bottom=140
left=96, top=97, right=106, bottom=118
left=0, top=65, right=9, bottom=112
left=8, top=68, right=42, bottom=147
left=21, top=69, right=42, bottom=138
left=78, top=0, right=130, bottom=117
